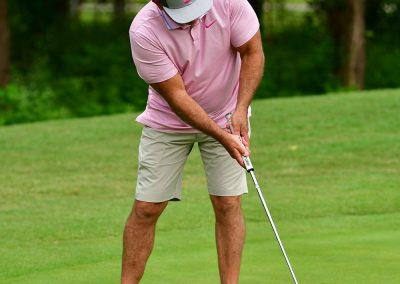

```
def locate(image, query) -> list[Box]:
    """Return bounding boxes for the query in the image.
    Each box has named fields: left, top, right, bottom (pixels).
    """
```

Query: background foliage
left=0, top=0, right=399, bottom=125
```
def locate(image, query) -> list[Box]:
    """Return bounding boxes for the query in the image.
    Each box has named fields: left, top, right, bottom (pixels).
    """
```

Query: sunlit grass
left=0, top=89, right=399, bottom=283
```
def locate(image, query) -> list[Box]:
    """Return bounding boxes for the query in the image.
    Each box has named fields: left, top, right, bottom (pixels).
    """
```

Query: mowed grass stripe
left=3, top=215, right=400, bottom=284
left=0, top=89, right=399, bottom=283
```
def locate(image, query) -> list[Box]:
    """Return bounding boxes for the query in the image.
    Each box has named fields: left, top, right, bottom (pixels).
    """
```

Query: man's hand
left=233, top=108, right=250, bottom=151
left=225, top=109, right=251, bottom=157
left=220, top=131, right=249, bottom=168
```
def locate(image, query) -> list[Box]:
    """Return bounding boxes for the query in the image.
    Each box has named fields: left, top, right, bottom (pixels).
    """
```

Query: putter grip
left=225, top=113, right=254, bottom=172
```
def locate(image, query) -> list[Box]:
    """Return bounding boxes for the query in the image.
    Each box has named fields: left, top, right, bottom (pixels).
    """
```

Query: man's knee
left=130, top=200, right=167, bottom=223
left=211, top=196, right=243, bottom=220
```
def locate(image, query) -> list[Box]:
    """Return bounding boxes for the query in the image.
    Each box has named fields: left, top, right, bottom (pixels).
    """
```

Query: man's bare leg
left=210, top=195, right=245, bottom=284
left=121, top=200, right=168, bottom=284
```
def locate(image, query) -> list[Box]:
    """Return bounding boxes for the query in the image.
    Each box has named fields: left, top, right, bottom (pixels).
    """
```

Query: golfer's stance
left=122, top=0, right=264, bottom=283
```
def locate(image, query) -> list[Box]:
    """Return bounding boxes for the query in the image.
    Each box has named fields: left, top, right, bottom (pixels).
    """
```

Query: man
left=122, top=0, right=264, bottom=283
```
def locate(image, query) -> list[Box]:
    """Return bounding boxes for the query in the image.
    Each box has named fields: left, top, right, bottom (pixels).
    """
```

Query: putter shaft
left=225, top=113, right=299, bottom=284
left=249, top=171, right=298, bottom=284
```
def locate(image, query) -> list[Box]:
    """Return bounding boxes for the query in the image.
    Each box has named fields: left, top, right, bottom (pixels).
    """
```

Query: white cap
left=160, top=0, right=213, bottom=24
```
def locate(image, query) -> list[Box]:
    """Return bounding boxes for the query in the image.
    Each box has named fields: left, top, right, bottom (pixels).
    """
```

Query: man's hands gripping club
left=225, top=112, right=253, bottom=172
left=150, top=73, right=250, bottom=168
left=219, top=134, right=249, bottom=168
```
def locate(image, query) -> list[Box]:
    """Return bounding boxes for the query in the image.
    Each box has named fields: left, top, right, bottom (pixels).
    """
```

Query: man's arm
left=150, top=74, right=248, bottom=167
left=231, top=30, right=265, bottom=147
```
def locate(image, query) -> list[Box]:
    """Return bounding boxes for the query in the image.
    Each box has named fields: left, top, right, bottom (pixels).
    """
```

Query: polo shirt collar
left=160, top=10, right=181, bottom=30
left=160, top=10, right=184, bottom=30
left=160, top=9, right=204, bottom=30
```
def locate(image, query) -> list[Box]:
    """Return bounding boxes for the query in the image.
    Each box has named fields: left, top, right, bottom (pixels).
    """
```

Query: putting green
left=0, top=89, right=399, bottom=283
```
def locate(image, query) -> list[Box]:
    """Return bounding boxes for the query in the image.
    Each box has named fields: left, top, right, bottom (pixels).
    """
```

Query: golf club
left=225, top=112, right=299, bottom=284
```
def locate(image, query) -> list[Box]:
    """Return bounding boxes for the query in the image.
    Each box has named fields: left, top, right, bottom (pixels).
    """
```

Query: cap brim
left=164, top=0, right=213, bottom=24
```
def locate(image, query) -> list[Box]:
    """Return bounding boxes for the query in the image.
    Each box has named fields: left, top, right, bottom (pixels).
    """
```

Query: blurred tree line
left=0, top=0, right=399, bottom=125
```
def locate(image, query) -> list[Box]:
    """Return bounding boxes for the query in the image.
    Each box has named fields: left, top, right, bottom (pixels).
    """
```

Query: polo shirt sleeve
left=229, top=0, right=260, bottom=48
left=129, top=29, right=178, bottom=84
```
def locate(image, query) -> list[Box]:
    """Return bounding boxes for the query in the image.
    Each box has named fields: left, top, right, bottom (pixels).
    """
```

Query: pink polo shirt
left=129, top=0, right=259, bottom=132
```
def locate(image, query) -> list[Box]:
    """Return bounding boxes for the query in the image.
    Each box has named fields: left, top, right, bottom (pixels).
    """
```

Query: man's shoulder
left=129, top=2, right=162, bottom=35
left=214, top=0, right=230, bottom=12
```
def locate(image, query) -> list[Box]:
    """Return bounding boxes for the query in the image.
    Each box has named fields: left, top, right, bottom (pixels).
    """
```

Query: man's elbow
left=260, top=50, right=265, bottom=66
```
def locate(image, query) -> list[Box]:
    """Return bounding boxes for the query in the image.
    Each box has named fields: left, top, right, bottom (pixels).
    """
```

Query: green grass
left=1, top=89, right=400, bottom=283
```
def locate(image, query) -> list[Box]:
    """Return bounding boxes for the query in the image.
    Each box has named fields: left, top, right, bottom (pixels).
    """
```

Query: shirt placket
left=191, top=23, right=200, bottom=42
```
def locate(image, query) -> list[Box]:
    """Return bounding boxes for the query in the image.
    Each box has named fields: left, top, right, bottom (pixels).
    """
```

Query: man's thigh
left=136, top=127, right=195, bottom=202
left=198, top=135, right=248, bottom=197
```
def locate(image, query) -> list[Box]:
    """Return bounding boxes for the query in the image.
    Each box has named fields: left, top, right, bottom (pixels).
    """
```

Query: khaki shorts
left=135, top=127, right=248, bottom=202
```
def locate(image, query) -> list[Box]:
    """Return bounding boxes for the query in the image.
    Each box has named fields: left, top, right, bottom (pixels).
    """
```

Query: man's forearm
left=236, top=52, right=264, bottom=112
left=166, top=89, right=227, bottom=142
left=150, top=72, right=250, bottom=165
left=150, top=76, right=227, bottom=142
left=236, top=31, right=265, bottom=113
left=166, top=90, right=249, bottom=166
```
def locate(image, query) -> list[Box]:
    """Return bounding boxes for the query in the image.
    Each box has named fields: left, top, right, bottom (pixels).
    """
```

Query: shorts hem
left=135, top=195, right=181, bottom=203
left=208, top=191, right=248, bottom=197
